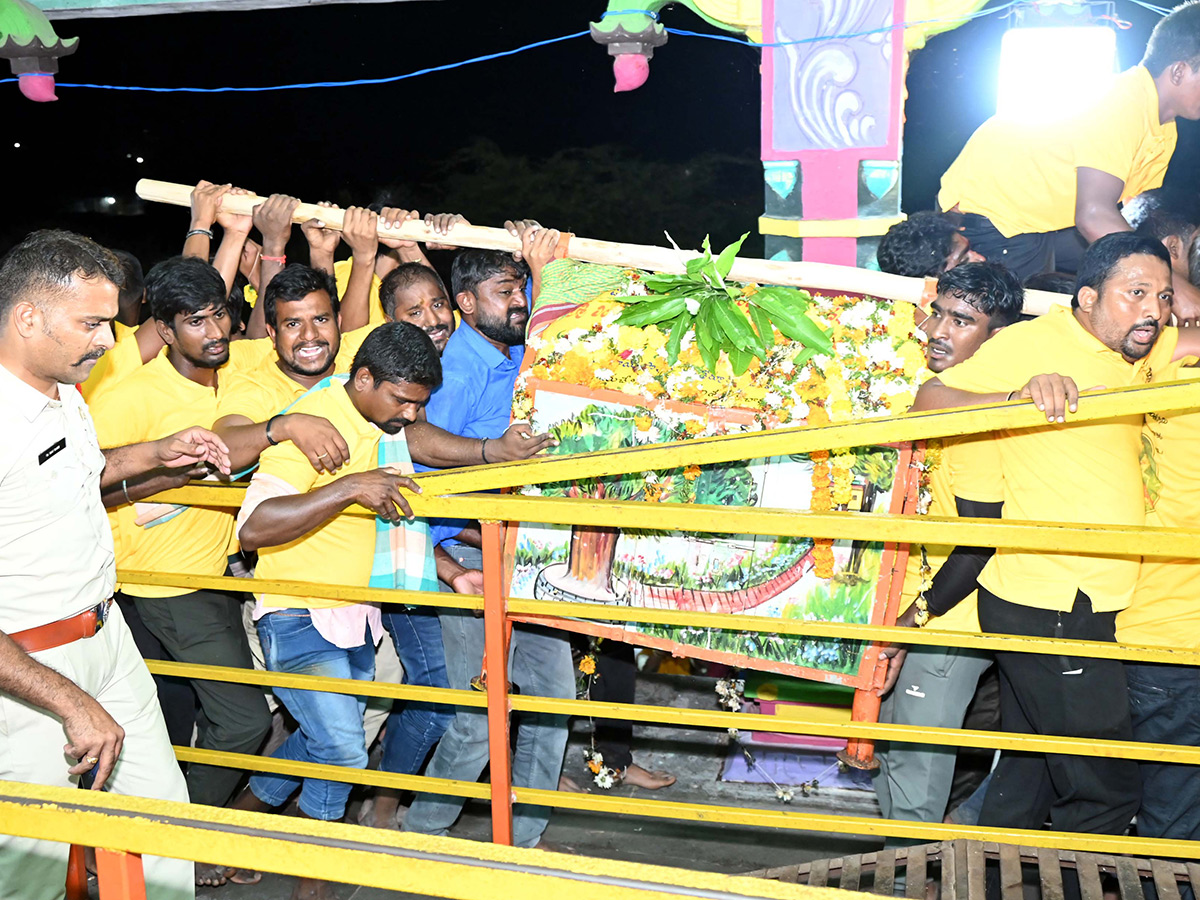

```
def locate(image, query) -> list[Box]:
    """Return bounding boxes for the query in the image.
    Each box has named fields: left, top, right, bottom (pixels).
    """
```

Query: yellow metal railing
left=9, top=385, right=1200, bottom=894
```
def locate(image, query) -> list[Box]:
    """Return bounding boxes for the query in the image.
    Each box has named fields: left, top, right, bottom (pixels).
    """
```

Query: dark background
left=3, top=0, right=1195, bottom=269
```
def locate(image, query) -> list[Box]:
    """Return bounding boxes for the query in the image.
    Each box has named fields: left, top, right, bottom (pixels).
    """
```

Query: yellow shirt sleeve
left=333, top=259, right=385, bottom=327
left=335, top=324, right=375, bottom=374
left=256, top=437, right=321, bottom=496
left=90, top=379, right=155, bottom=449
left=81, top=323, right=145, bottom=405
left=216, top=372, right=282, bottom=424
left=1072, top=81, right=1151, bottom=183
left=934, top=325, right=1028, bottom=394
left=226, top=337, right=275, bottom=374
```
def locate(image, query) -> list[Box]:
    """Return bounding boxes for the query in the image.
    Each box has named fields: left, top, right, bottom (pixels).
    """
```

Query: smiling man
left=910, top=232, right=1180, bottom=835
left=89, top=257, right=272, bottom=839
left=873, top=262, right=1022, bottom=836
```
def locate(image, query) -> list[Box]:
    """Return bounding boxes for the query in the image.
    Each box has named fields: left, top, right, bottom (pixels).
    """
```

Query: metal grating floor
left=743, top=840, right=1200, bottom=900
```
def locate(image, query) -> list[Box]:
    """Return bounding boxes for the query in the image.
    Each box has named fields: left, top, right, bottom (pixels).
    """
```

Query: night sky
left=3, top=0, right=1196, bottom=267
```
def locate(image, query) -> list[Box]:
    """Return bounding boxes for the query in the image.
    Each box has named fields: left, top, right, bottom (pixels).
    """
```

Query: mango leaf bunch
left=614, top=233, right=834, bottom=376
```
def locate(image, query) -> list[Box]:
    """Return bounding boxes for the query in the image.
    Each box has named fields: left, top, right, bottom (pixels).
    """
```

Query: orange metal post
left=95, top=848, right=146, bottom=900
left=481, top=520, right=514, bottom=846
left=65, top=845, right=89, bottom=900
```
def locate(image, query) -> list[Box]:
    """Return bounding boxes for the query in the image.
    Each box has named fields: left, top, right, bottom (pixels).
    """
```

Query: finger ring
left=85, top=757, right=99, bottom=765
left=316, top=453, right=329, bottom=459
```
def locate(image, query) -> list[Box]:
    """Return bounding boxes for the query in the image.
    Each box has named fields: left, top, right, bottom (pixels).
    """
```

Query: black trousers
left=133, top=588, right=272, bottom=807
left=114, top=592, right=196, bottom=756
left=958, top=214, right=1088, bottom=281
left=977, top=587, right=1140, bottom=835
left=591, top=641, right=637, bottom=772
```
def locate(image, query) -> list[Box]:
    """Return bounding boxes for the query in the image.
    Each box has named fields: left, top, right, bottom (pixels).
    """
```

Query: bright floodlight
left=997, top=26, right=1117, bottom=122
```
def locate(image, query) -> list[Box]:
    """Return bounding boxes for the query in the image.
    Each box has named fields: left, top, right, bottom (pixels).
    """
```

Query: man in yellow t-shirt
left=90, top=256, right=271, bottom=815
left=874, top=262, right=1022, bottom=835
left=230, top=326, right=479, bottom=900
left=1116, top=358, right=1200, bottom=843
left=936, top=4, right=1200, bottom=279
left=911, top=232, right=1182, bottom=835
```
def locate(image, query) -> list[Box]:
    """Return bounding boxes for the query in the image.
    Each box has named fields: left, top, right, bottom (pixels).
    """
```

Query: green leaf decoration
left=748, top=302, right=774, bottom=356
left=665, top=314, right=688, bottom=365
left=609, top=234, right=834, bottom=377
left=715, top=232, right=751, bottom=280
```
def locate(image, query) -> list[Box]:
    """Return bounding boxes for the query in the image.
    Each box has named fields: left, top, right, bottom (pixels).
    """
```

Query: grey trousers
left=874, top=646, right=994, bottom=835
left=404, top=544, right=575, bottom=847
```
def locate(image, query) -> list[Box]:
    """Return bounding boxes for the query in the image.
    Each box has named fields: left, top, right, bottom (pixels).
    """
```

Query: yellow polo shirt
left=1119, top=359, right=1200, bottom=647
left=90, top=354, right=234, bottom=598
left=81, top=322, right=143, bottom=405
left=936, top=305, right=1178, bottom=612
left=335, top=324, right=373, bottom=374
left=216, top=360, right=308, bottom=424
left=900, top=435, right=1003, bottom=633
left=252, top=382, right=383, bottom=609
left=333, top=259, right=385, bottom=327
left=938, top=67, right=1176, bottom=238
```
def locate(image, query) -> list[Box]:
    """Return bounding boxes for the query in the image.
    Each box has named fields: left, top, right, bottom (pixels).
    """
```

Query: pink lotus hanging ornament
left=0, top=0, right=79, bottom=102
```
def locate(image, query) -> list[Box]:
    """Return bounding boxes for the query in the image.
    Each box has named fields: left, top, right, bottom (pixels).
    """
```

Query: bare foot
left=196, top=863, right=262, bottom=886
left=558, top=775, right=588, bottom=793
left=358, top=794, right=404, bottom=829
left=292, top=876, right=337, bottom=900
left=620, top=764, right=675, bottom=790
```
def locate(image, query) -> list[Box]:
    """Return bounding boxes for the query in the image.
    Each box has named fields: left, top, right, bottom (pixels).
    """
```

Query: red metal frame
left=482, top=520, right=515, bottom=846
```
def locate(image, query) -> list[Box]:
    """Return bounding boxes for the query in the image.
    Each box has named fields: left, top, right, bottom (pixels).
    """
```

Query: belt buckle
left=93, top=599, right=112, bottom=634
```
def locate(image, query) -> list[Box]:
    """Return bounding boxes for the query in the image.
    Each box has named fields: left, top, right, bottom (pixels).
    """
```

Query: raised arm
left=250, top=194, right=301, bottom=338
left=1075, top=168, right=1131, bottom=245
left=211, top=187, right=255, bottom=296
left=183, top=180, right=229, bottom=262
left=300, top=201, right=342, bottom=275
left=338, top=207, right=380, bottom=333
left=238, top=468, right=418, bottom=551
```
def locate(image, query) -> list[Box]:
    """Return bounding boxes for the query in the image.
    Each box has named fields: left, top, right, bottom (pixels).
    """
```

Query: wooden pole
left=134, top=179, right=1068, bottom=316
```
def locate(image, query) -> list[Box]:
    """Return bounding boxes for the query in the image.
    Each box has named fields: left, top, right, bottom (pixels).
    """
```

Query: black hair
left=110, top=249, right=145, bottom=316
left=351, top=321, right=442, bottom=389
left=936, top=261, right=1025, bottom=327
left=876, top=212, right=963, bottom=278
left=1072, top=232, right=1173, bottom=308
left=0, top=229, right=123, bottom=323
left=262, top=264, right=339, bottom=328
left=1023, top=271, right=1077, bottom=295
left=379, top=262, right=447, bottom=320
left=1143, top=1, right=1200, bottom=76
left=1123, top=189, right=1200, bottom=243
left=145, top=256, right=229, bottom=325
left=450, top=250, right=530, bottom=301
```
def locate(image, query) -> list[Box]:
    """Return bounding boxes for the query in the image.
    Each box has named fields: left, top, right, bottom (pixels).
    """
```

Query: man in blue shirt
left=404, top=247, right=575, bottom=850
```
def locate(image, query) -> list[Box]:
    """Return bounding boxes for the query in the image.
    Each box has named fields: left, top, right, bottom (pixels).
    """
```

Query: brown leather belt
left=10, top=600, right=112, bottom=654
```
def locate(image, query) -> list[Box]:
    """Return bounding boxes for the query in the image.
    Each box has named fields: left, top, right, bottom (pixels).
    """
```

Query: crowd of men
left=870, top=0, right=1200, bottom=875
left=5, top=3, right=1200, bottom=899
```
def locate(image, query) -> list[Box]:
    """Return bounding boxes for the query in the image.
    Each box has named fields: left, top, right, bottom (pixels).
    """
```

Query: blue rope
left=0, top=0, right=1163, bottom=95
left=0, top=29, right=590, bottom=92
left=599, top=8, right=661, bottom=20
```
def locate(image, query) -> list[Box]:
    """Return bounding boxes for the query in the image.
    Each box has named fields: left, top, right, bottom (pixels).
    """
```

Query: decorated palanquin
left=503, top=256, right=931, bottom=719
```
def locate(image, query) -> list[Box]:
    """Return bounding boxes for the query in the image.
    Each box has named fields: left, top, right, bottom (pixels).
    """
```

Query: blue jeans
left=379, top=606, right=455, bottom=775
left=249, top=610, right=375, bottom=821
left=404, top=544, right=575, bottom=848
left=1127, top=663, right=1200, bottom=841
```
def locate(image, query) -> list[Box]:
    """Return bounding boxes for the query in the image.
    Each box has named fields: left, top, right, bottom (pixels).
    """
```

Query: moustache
left=203, top=339, right=230, bottom=353
left=380, top=416, right=414, bottom=435
left=1128, top=319, right=1160, bottom=332
left=72, top=348, right=107, bottom=367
